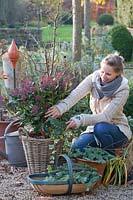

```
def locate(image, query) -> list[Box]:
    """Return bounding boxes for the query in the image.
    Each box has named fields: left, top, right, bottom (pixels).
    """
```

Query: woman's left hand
left=66, top=119, right=77, bottom=130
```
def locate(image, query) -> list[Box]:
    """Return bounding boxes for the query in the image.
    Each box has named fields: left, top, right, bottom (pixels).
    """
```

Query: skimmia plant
left=6, top=72, right=74, bottom=138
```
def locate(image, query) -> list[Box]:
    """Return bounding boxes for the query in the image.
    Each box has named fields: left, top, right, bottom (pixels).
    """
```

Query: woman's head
left=100, top=53, right=125, bottom=83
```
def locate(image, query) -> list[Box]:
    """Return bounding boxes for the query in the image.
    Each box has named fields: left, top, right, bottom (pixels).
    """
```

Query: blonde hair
left=101, top=53, right=125, bottom=74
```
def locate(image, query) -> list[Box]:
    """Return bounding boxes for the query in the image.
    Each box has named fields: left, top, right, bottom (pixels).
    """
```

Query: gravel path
left=0, top=159, right=132, bottom=200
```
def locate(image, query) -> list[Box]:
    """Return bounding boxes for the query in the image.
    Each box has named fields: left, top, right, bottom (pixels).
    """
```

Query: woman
left=45, top=53, right=132, bottom=155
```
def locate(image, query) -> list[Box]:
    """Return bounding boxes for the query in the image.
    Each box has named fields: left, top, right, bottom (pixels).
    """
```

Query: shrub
left=124, top=80, right=133, bottom=118
left=6, top=73, right=74, bottom=137
left=98, top=13, right=114, bottom=26
left=109, top=24, right=133, bottom=61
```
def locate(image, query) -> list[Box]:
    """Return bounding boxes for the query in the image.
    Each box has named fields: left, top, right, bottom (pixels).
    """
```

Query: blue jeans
left=71, top=122, right=129, bottom=155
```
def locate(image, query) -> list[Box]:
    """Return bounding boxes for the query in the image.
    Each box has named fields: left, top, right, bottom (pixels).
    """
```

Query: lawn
left=41, top=22, right=97, bottom=43
left=42, top=24, right=72, bottom=42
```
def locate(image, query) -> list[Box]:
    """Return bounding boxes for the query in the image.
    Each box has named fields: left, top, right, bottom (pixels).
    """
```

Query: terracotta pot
left=73, top=158, right=107, bottom=176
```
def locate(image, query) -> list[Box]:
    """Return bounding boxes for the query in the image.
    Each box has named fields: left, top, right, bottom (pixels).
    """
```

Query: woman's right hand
left=65, top=119, right=77, bottom=130
left=45, top=106, right=61, bottom=118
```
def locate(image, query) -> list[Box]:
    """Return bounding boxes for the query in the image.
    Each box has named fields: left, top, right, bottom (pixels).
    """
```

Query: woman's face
left=100, top=63, right=120, bottom=83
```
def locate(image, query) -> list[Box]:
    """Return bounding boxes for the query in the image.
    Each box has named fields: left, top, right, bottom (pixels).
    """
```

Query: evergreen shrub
left=109, top=24, right=133, bottom=61
left=98, top=13, right=114, bottom=26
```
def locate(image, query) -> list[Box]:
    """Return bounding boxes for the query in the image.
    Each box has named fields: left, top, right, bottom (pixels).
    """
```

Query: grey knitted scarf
left=94, top=75, right=122, bottom=99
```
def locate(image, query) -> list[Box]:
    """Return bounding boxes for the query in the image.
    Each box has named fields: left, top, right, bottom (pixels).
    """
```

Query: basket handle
left=56, top=154, right=73, bottom=194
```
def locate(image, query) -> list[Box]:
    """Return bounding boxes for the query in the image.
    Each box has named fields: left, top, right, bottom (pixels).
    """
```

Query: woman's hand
left=45, top=106, right=61, bottom=118
left=66, top=119, right=77, bottom=130
left=66, top=115, right=82, bottom=130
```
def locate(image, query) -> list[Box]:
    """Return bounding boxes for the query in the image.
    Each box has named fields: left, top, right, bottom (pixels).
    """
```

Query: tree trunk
left=84, top=0, right=91, bottom=45
left=72, top=0, right=82, bottom=62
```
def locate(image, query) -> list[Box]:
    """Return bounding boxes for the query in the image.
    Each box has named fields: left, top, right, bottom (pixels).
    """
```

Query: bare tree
left=31, top=0, right=63, bottom=75
left=72, top=0, right=82, bottom=62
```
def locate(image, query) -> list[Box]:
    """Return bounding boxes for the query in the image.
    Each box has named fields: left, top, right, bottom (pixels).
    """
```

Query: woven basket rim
left=21, top=135, right=53, bottom=142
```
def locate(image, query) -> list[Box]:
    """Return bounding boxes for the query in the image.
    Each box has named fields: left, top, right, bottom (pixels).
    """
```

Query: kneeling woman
left=45, top=53, right=132, bottom=155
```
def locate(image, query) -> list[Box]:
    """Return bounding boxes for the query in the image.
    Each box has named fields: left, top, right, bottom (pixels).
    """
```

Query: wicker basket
left=27, top=154, right=102, bottom=195
left=21, top=135, right=64, bottom=174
